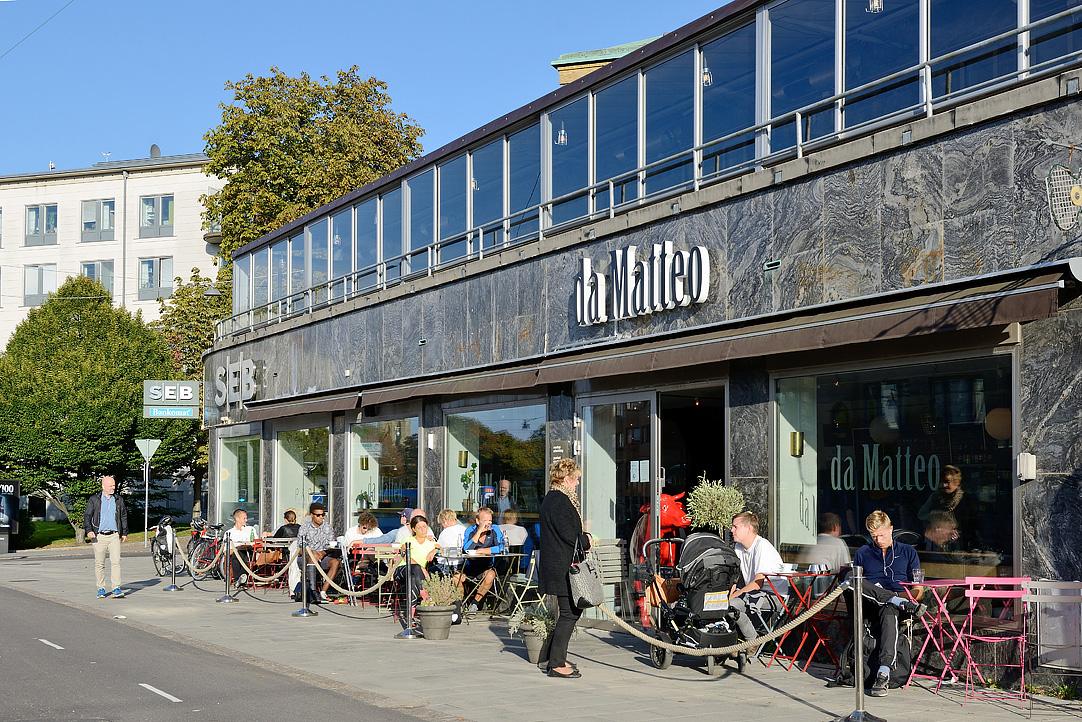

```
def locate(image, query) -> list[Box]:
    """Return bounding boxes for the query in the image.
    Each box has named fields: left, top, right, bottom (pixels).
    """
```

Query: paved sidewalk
left=2, top=550, right=1080, bottom=722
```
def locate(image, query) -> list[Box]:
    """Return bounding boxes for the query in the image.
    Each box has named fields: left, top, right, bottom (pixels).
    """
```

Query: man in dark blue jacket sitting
left=457, top=507, right=508, bottom=612
left=853, top=510, right=927, bottom=698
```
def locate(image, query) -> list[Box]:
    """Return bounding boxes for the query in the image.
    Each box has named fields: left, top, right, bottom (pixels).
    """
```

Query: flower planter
left=523, top=629, right=545, bottom=664
left=417, top=605, right=455, bottom=640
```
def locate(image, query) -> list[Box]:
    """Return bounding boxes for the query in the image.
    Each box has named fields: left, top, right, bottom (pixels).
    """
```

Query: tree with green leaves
left=0, top=277, right=195, bottom=541
left=203, top=65, right=425, bottom=260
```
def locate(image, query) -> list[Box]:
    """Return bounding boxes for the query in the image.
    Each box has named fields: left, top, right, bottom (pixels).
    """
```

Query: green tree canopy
left=0, top=277, right=195, bottom=538
left=203, top=65, right=425, bottom=260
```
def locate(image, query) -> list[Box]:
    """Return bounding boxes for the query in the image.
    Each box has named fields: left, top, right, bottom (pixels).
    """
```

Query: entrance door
left=658, top=388, right=726, bottom=499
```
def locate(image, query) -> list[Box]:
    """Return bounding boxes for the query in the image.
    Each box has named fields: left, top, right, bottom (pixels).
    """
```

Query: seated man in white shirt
left=225, top=508, right=258, bottom=588
left=728, top=511, right=786, bottom=645
left=436, top=509, right=466, bottom=550
left=344, top=510, right=383, bottom=547
left=498, top=507, right=528, bottom=547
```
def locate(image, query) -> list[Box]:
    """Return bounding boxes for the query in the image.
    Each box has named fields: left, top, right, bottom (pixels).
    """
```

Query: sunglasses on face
left=312, top=512, right=325, bottom=517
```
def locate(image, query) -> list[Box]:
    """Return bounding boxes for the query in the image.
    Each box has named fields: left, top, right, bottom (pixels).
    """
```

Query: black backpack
left=830, top=618, right=913, bottom=689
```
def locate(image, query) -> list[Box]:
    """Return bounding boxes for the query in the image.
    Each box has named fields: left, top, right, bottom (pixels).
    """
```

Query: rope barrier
left=173, top=538, right=226, bottom=576
left=304, top=547, right=398, bottom=598
left=230, top=545, right=301, bottom=583
left=594, top=582, right=849, bottom=657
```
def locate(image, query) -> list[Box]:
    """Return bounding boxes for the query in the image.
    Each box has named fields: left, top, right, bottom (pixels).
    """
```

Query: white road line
left=37, top=639, right=64, bottom=650
left=139, top=683, right=182, bottom=703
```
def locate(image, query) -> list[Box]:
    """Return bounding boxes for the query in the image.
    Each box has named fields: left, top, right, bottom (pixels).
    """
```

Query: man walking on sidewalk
left=84, top=474, right=128, bottom=599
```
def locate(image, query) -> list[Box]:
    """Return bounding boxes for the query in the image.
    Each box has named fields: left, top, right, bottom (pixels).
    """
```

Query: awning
left=245, top=391, right=361, bottom=421
left=360, top=368, right=539, bottom=407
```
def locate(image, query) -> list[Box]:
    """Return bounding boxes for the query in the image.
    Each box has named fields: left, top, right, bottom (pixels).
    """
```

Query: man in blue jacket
left=853, top=510, right=927, bottom=697
left=457, top=507, right=507, bottom=613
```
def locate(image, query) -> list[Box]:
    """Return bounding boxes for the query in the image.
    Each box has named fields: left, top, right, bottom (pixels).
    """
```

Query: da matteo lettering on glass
left=830, top=444, right=942, bottom=492
left=575, top=241, right=710, bottom=327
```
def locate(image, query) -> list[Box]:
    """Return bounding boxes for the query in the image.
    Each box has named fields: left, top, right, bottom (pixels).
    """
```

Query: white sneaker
left=320, top=590, right=331, bottom=603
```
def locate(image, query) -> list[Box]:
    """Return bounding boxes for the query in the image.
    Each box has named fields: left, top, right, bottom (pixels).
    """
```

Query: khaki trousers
left=93, top=533, right=122, bottom=589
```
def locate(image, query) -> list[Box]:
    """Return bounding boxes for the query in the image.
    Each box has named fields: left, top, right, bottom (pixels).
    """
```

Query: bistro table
left=901, top=579, right=969, bottom=691
left=761, top=571, right=843, bottom=671
left=451, top=551, right=524, bottom=619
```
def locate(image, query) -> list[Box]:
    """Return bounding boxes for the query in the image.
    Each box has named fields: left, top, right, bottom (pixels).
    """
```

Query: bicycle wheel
left=190, top=539, right=216, bottom=581
left=151, top=538, right=167, bottom=577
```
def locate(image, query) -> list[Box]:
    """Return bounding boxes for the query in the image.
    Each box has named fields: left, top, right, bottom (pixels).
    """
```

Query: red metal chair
left=960, top=576, right=1030, bottom=708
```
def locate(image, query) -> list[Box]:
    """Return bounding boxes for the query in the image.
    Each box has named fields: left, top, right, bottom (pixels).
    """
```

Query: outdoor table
left=761, top=571, right=842, bottom=672
left=901, top=578, right=968, bottom=691
left=456, top=551, right=523, bottom=617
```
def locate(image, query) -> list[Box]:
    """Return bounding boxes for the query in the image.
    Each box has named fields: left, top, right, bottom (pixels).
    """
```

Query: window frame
left=138, top=194, right=175, bottom=238
left=138, top=256, right=174, bottom=301
left=80, top=259, right=115, bottom=297
left=80, top=198, right=116, bottom=242
left=25, top=203, right=58, bottom=247
left=23, top=263, right=57, bottom=307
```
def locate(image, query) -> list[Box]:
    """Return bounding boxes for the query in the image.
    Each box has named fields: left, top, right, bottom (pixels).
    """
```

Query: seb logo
left=213, top=355, right=258, bottom=408
left=143, top=381, right=201, bottom=406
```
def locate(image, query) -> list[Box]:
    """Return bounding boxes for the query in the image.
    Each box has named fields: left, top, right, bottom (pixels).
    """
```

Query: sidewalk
left=2, top=550, right=1079, bottom=722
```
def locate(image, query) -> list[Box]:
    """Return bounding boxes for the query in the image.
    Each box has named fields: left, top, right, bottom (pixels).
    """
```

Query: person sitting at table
left=854, top=510, right=928, bottom=698
left=266, top=509, right=300, bottom=539
left=499, top=507, right=528, bottom=547
left=297, top=502, right=340, bottom=604
left=394, top=514, right=439, bottom=607
left=728, top=511, right=786, bottom=649
left=456, top=506, right=508, bottom=613
left=919, top=510, right=960, bottom=560
left=344, top=510, right=383, bottom=546
left=225, top=508, right=257, bottom=588
left=917, top=465, right=981, bottom=550
left=436, top=509, right=466, bottom=549
left=392, top=507, right=416, bottom=543
left=798, top=512, right=852, bottom=572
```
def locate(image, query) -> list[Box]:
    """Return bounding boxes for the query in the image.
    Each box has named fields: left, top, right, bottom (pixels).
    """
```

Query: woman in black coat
left=539, top=458, right=591, bottom=679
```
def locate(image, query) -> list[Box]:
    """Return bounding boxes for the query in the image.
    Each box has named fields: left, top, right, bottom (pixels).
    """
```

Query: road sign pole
left=143, top=461, right=150, bottom=549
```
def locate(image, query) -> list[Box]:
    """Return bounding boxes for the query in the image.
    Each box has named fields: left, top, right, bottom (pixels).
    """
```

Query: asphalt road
left=0, top=584, right=423, bottom=722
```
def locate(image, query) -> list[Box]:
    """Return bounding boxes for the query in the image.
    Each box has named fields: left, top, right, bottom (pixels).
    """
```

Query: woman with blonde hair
left=539, top=457, right=591, bottom=679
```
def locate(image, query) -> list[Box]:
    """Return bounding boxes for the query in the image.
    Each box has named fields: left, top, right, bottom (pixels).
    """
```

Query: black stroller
left=643, top=532, right=748, bottom=676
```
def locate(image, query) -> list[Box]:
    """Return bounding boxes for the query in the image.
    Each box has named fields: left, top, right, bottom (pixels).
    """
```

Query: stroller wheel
left=736, top=652, right=747, bottom=673
left=650, top=641, right=673, bottom=670
left=707, top=655, right=720, bottom=677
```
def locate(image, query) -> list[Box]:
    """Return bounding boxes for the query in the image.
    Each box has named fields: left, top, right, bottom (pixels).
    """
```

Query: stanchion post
left=216, top=534, right=239, bottom=604
left=163, top=525, right=181, bottom=592
left=836, top=565, right=885, bottom=722
left=292, top=538, right=317, bottom=617
left=395, top=541, right=421, bottom=639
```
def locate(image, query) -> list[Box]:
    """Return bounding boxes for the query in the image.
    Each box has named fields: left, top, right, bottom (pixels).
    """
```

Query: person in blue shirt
left=456, top=507, right=507, bottom=612
left=853, top=510, right=928, bottom=698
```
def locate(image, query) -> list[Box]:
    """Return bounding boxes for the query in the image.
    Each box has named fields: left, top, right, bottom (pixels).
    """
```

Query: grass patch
left=18, top=521, right=192, bottom=549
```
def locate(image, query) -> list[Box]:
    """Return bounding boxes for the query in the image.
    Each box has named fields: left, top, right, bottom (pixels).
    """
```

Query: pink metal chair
left=961, top=576, right=1030, bottom=708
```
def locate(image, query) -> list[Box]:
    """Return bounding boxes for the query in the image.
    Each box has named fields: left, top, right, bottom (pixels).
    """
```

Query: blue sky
left=0, top=0, right=724, bottom=175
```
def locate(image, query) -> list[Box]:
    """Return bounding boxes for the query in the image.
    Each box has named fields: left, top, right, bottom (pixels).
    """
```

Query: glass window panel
left=160, top=195, right=174, bottom=227
left=219, top=436, right=261, bottom=529
left=101, top=199, right=115, bottom=231
left=24, top=266, right=38, bottom=295
left=549, top=97, right=589, bottom=225
left=355, top=199, right=378, bottom=290
left=331, top=209, right=352, bottom=280
left=350, top=417, right=420, bottom=530
left=289, top=232, right=306, bottom=294
left=82, top=201, right=98, bottom=232
left=100, top=261, right=114, bottom=296
left=438, top=156, right=467, bottom=263
left=471, top=139, right=504, bottom=248
left=140, top=259, right=156, bottom=290
left=408, top=170, right=434, bottom=275
left=509, top=124, right=541, bottom=240
left=160, top=258, right=173, bottom=289
left=770, top=0, right=836, bottom=150
left=270, top=239, right=288, bottom=302
left=1030, top=0, right=1082, bottom=68
left=702, top=24, right=757, bottom=176
left=595, top=76, right=639, bottom=210
left=44, top=204, right=57, bottom=234
left=308, top=218, right=329, bottom=291
left=26, top=206, right=40, bottom=235
left=381, top=188, right=402, bottom=282
left=252, top=247, right=269, bottom=307
left=844, top=0, right=920, bottom=128
left=275, top=428, right=329, bottom=525
left=930, top=0, right=1017, bottom=98
left=645, top=51, right=695, bottom=194
left=141, top=197, right=156, bottom=228
left=82, top=261, right=97, bottom=281
left=445, top=404, right=546, bottom=520
left=775, top=356, right=1015, bottom=578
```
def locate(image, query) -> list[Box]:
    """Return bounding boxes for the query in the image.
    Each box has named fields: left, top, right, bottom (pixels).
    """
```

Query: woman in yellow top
left=395, top=514, right=439, bottom=608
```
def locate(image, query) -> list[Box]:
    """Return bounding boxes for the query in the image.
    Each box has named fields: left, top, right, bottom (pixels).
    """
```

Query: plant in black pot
left=508, top=602, right=556, bottom=664
left=686, top=475, right=745, bottom=541
left=417, top=573, right=463, bottom=640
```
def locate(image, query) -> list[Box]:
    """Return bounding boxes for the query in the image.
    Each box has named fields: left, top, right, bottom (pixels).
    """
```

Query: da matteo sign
left=575, top=241, right=710, bottom=327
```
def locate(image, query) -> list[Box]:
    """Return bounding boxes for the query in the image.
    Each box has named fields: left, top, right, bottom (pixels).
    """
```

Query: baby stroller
left=643, top=532, right=747, bottom=676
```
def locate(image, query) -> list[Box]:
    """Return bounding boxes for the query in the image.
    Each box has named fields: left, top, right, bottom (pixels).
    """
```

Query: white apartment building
left=0, top=149, right=222, bottom=347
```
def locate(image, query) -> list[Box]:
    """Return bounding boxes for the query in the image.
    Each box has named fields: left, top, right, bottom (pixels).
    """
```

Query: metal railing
left=217, top=7, right=1082, bottom=340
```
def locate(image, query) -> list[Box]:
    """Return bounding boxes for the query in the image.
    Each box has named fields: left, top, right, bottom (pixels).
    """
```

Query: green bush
left=686, top=475, right=745, bottom=535
left=420, top=573, right=463, bottom=607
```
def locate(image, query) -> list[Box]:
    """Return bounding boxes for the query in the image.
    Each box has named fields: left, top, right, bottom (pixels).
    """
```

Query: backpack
left=830, top=618, right=913, bottom=689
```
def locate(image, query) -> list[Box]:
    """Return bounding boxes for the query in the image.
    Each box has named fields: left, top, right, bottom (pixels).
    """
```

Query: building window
left=233, top=253, right=250, bottom=315
left=275, top=427, right=329, bottom=525
left=508, top=123, right=541, bottom=241
left=252, top=247, right=270, bottom=309
left=350, top=417, right=419, bottom=531
left=219, top=436, right=260, bottom=529
left=289, top=231, right=307, bottom=311
left=0, top=207, right=4, bottom=246
left=25, top=204, right=58, bottom=246
left=270, top=238, right=289, bottom=302
left=407, top=169, right=434, bottom=274
left=330, top=208, right=352, bottom=299
left=439, top=156, right=468, bottom=263
left=770, top=0, right=836, bottom=151
left=644, top=51, right=695, bottom=194
left=81, top=199, right=116, bottom=242
left=139, top=194, right=175, bottom=238
left=701, top=22, right=757, bottom=176
left=24, top=263, right=57, bottom=306
left=445, top=403, right=547, bottom=522
left=843, top=0, right=920, bottom=128
left=308, top=218, right=329, bottom=305
left=81, top=260, right=115, bottom=297
left=549, top=97, right=589, bottom=225
left=931, top=0, right=1017, bottom=99
left=471, top=138, right=505, bottom=248
left=595, top=76, right=638, bottom=211
left=381, top=187, right=403, bottom=283
left=355, top=198, right=378, bottom=291
left=138, top=256, right=173, bottom=300
left=775, top=355, right=1014, bottom=579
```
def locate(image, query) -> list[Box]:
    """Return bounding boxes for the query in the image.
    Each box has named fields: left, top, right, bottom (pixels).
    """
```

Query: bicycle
left=187, top=518, right=226, bottom=581
left=150, top=516, right=188, bottom=577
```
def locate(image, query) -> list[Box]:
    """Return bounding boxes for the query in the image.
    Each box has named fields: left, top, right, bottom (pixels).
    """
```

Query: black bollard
left=292, top=539, right=317, bottom=617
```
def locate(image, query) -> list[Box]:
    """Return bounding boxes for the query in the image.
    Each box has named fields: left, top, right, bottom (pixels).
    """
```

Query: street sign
left=135, top=438, right=161, bottom=463
left=144, top=406, right=198, bottom=419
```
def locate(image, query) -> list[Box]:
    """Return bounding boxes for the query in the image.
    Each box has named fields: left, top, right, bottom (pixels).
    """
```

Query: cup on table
left=912, top=569, right=925, bottom=584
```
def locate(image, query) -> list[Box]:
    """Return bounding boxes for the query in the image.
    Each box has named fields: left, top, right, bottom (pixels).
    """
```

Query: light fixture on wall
left=554, top=121, right=568, bottom=146
left=702, top=65, right=713, bottom=87
left=867, top=0, right=884, bottom=12
left=789, top=431, right=805, bottom=458
left=457, top=450, right=469, bottom=468
left=359, top=456, right=369, bottom=471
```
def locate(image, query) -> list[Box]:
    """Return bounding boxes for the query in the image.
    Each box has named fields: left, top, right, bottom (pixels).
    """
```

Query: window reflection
left=439, top=156, right=468, bottom=263
left=408, top=170, right=434, bottom=274
left=645, top=51, right=694, bottom=195
left=549, top=98, right=589, bottom=225
left=270, top=239, right=288, bottom=302
left=309, top=218, right=329, bottom=304
left=252, top=247, right=269, bottom=308
left=770, top=0, right=836, bottom=150
left=595, top=76, right=638, bottom=211
left=509, top=124, right=541, bottom=240
left=350, top=418, right=419, bottom=531
left=289, top=233, right=306, bottom=310
left=844, top=0, right=920, bottom=127
left=356, top=198, right=378, bottom=290
left=1030, top=0, right=1082, bottom=69
left=472, top=139, right=504, bottom=248
left=702, top=24, right=756, bottom=177
left=931, top=0, right=1017, bottom=98
left=233, top=253, right=250, bottom=314
left=331, top=208, right=352, bottom=295
left=382, top=188, right=402, bottom=282
left=276, top=428, right=329, bottom=525
left=220, top=436, right=260, bottom=529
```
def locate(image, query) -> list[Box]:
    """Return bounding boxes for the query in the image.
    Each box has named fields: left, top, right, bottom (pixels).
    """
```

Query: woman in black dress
left=539, top=458, right=591, bottom=679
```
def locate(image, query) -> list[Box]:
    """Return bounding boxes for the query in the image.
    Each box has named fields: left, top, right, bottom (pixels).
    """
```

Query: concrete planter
left=523, top=629, right=545, bottom=664
left=417, top=605, right=455, bottom=640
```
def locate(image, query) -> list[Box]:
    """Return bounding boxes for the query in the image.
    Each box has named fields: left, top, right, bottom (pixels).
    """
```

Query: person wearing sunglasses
left=297, top=502, right=340, bottom=603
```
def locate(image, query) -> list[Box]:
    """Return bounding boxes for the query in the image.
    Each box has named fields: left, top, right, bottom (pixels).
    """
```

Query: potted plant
left=417, top=573, right=463, bottom=640
left=508, top=602, right=556, bottom=664
left=460, top=462, right=478, bottom=514
left=686, top=474, right=745, bottom=541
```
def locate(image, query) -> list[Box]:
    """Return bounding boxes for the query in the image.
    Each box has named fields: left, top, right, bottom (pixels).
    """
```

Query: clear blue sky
left=0, top=0, right=724, bottom=175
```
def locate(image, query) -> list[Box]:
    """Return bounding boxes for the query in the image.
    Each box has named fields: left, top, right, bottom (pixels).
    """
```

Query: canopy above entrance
left=244, top=391, right=361, bottom=421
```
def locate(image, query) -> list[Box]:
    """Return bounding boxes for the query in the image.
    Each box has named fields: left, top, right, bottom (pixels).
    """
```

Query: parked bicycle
left=150, top=516, right=187, bottom=577
left=187, top=517, right=226, bottom=581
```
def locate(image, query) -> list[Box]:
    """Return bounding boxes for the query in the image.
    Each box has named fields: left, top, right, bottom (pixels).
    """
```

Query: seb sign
left=213, top=354, right=258, bottom=409
left=575, top=241, right=711, bottom=326
left=143, top=381, right=201, bottom=405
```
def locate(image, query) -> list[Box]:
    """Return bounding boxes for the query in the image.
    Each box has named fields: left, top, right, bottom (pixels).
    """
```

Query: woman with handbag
left=539, top=458, right=591, bottom=679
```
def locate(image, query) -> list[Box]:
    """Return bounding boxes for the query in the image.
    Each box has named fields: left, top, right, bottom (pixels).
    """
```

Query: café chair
left=960, top=576, right=1030, bottom=709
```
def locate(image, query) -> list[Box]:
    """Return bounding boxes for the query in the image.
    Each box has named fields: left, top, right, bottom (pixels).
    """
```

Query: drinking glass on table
left=912, top=569, right=925, bottom=584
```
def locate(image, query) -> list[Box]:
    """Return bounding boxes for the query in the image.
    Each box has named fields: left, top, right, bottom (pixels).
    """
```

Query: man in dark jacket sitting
left=853, top=510, right=927, bottom=697
left=84, top=474, right=128, bottom=599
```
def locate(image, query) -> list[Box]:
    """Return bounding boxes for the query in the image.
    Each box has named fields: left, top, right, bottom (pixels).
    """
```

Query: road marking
left=139, top=683, right=182, bottom=703
left=37, top=639, right=64, bottom=650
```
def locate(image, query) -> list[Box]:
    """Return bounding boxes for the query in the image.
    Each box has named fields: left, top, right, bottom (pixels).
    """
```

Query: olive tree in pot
left=417, top=574, right=463, bottom=640
left=685, top=475, right=745, bottom=542
left=508, top=602, right=556, bottom=664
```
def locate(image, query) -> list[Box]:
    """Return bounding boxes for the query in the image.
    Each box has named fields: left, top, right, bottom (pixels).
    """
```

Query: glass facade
left=349, top=417, right=420, bottom=531
left=276, top=427, right=330, bottom=525
left=445, top=404, right=547, bottom=520
left=219, top=436, right=260, bottom=529
left=439, top=156, right=468, bottom=262
left=776, top=356, right=1014, bottom=578
left=594, top=76, right=638, bottom=211
left=645, top=51, right=694, bottom=194
left=407, top=169, right=434, bottom=274
left=471, top=139, right=504, bottom=248
left=549, top=97, right=589, bottom=225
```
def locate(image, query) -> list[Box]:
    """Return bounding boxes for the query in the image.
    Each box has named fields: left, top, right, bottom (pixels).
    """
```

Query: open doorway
left=659, top=387, right=726, bottom=499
